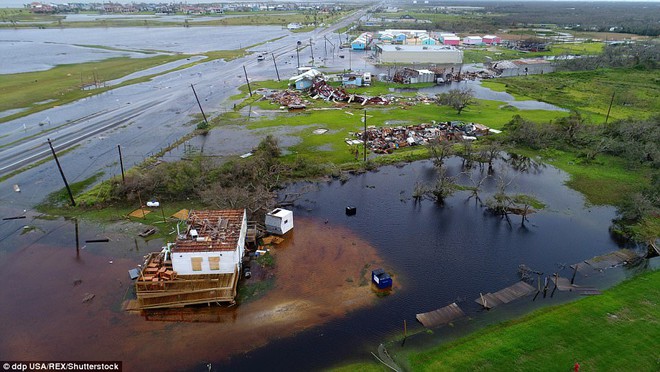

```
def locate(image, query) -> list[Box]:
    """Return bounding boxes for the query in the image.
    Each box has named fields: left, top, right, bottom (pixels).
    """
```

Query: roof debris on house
left=175, top=209, right=244, bottom=252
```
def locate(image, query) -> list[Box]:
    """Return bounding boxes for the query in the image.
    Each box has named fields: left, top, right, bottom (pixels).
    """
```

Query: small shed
left=395, top=33, right=407, bottom=43
left=265, top=208, right=294, bottom=235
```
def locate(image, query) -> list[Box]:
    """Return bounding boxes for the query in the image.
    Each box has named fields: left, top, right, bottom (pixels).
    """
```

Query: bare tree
left=431, top=167, right=458, bottom=204
left=427, top=138, right=454, bottom=167
left=464, top=170, right=490, bottom=205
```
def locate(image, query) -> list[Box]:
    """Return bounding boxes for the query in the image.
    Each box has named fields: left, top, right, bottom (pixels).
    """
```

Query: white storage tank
left=265, top=208, right=294, bottom=235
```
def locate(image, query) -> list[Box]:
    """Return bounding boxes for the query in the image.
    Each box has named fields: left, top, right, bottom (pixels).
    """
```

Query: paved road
left=0, top=6, right=373, bottom=211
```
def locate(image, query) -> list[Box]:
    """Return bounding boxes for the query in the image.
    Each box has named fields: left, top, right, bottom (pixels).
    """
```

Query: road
left=0, top=6, right=373, bottom=211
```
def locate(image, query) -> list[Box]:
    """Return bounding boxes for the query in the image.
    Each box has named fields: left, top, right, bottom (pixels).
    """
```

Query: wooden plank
left=416, top=302, right=465, bottom=328
left=475, top=281, right=536, bottom=308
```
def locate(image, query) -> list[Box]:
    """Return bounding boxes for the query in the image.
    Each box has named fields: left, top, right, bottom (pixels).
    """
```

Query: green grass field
left=405, top=269, right=660, bottom=371
left=463, top=43, right=605, bottom=64
left=330, top=269, right=659, bottom=372
left=483, top=68, right=660, bottom=122
left=239, top=83, right=567, bottom=165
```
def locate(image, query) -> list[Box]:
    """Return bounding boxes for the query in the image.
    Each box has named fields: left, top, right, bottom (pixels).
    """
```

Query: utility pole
left=243, top=65, right=252, bottom=97
left=117, top=144, right=125, bottom=184
left=363, top=110, right=367, bottom=162
left=47, top=138, right=75, bottom=206
left=309, top=38, right=314, bottom=65
left=190, top=84, right=208, bottom=125
left=271, top=53, right=280, bottom=81
left=296, top=40, right=301, bottom=68
left=605, top=91, right=615, bottom=125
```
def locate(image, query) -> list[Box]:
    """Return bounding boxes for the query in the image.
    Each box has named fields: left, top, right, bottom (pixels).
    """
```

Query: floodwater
left=0, top=217, right=385, bottom=371
left=396, top=80, right=568, bottom=112
left=213, top=155, right=627, bottom=370
left=0, top=25, right=289, bottom=73
left=0, top=152, right=646, bottom=371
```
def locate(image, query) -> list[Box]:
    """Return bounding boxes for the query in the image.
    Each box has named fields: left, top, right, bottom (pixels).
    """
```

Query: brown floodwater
left=0, top=217, right=388, bottom=370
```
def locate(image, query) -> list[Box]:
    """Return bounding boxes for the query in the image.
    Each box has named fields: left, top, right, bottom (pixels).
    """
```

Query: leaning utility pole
left=271, top=53, right=280, bottom=81
left=47, top=138, right=75, bottom=206
left=604, top=91, right=615, bottom=125
left=117, top=144, right=125, bottom=184
left=190, top=84, right=208, bottom=125
left=243, top=65, right=252, bottom=97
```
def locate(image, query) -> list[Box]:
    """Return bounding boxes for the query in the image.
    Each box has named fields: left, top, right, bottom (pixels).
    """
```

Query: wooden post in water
left=47, top=138, right=76, bottom=207
left=571, top=264, right=578, bottom=285
left=75, top=218, right=80, bottom=259
left=480, top=292, right=488, bottom=309
left=551, top=273, right=558, bottom=298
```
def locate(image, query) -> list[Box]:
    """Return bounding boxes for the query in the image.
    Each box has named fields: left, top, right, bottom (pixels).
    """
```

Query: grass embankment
left=463, top=42, right=605, bottom=64
left=483, top=68, right=660, bottom=122
left=330, top=269, right=659, bottom=371
left=406, top=269, right=660, bottom=371
left=0, top=46, right=251, bottom=124
left=0, top=10, right=349, bottom=29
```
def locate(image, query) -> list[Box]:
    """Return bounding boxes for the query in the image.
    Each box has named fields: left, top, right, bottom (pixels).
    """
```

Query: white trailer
left=265, top=208, right=294, bottom=235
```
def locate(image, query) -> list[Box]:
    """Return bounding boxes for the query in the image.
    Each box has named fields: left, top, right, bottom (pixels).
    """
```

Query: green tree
left=436, top=88, right=474, bottom=115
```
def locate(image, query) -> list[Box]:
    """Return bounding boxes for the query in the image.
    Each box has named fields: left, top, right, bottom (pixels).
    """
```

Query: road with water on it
left=0, top=7, right=371, bottom=212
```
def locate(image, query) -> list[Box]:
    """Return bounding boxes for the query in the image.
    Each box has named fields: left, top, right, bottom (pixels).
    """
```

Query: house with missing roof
left=134, top=209, right=249, bottom=309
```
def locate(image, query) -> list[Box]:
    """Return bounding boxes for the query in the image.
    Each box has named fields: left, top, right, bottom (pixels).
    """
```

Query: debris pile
left=265, top=89, right=306, bottom=109
left=309, top=78, right=390, bottom=106
left=354, top=121, right=494, bottom=154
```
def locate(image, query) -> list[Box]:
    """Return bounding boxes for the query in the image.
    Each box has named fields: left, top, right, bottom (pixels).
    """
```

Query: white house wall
left=172, top=250, right=238, bottom=275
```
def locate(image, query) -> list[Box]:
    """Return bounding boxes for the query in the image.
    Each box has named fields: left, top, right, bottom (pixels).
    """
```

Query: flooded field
left=0, top=25, right=289, bottom=73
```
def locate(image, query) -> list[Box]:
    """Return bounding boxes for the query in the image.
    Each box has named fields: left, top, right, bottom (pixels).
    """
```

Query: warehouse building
left=374, top=44, right=463, bottom=64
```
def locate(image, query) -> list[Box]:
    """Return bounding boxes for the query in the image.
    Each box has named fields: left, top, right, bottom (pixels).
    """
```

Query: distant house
left=342, top=73, right=363, bottom=87
left=421, top=36, right=437, bottom=45
left=395, top=33, right=407, bottom=44
left=287, top=22, right=303, bottom=30
left=351, top=32, right=372, bottom=50
left=439, top=33, right=460, bottom=46
left=379, top=32, right=394, bottom=43
left=463, top=36, right=483, bottom=45
left=289, top=68, right=323, bottom=90
left=482, top=35, right=501, bottom=45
